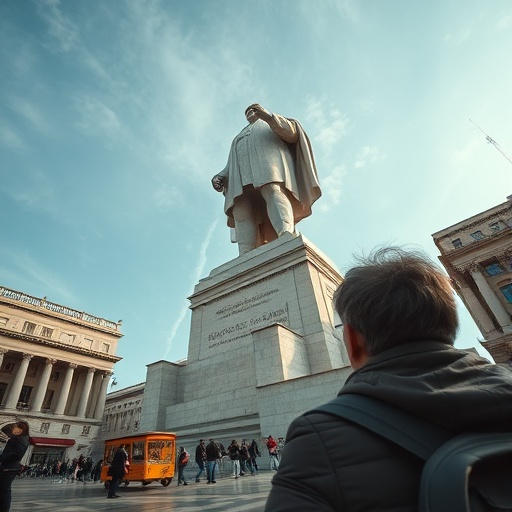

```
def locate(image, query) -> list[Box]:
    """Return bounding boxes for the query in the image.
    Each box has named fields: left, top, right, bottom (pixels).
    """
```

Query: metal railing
left=0, top=286, right=120, bottom=331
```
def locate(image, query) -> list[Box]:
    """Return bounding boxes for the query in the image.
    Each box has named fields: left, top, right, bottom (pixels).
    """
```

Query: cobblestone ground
left=11, top=466, right=274, bottom=511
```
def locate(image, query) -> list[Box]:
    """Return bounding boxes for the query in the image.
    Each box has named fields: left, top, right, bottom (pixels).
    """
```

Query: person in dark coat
left=194, top=440, right=207, bottom=483
left=226, top=440, right=241, bottom=478
left=205, top=439, right=221, bottom=484
left=92, top=459, right=102, bottom=482
left=248, top=439, right=261, bottom=473
left=265, top=247, right=512, bottom=512
left=0, top=420, right=30, bottom=512
left=107, top=444, right=128, bottom=499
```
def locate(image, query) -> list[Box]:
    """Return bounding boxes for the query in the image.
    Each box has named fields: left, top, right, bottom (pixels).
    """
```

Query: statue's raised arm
left=212, top=103, right=321, bottom=255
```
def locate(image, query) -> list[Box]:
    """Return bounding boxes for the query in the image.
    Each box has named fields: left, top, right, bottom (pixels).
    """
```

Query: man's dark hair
left=16, top=420, right=30, bottom=435
left=333, top=247, right=459, bottom=356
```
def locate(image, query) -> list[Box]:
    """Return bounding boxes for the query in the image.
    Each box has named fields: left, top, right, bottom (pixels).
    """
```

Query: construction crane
left=469, top=119, right=512, bottom=165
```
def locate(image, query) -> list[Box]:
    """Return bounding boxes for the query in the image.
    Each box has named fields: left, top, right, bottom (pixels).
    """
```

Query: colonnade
left=0, top=349, right=112, bottom=420
left=465, top=263, right=512, bottom=333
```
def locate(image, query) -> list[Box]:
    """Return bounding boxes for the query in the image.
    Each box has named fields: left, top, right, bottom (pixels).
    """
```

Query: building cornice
left=0, top=286, right=122, bottom=337
left=0, top=327, right=122, bottom=363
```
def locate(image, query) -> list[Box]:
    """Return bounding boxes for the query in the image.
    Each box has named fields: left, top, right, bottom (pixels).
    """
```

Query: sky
left=1, top=0, right=511, bottom=390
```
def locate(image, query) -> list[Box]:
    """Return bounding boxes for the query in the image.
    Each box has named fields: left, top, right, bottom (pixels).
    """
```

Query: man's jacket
left=265, top=341, right=512, bottom=512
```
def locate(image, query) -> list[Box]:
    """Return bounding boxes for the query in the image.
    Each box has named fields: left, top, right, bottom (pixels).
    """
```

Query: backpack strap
left=306, top=393, right=451, bottom=460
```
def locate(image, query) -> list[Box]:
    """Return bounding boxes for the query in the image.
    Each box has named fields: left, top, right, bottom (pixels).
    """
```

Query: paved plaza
left=10, top=470, right=273, bottom=511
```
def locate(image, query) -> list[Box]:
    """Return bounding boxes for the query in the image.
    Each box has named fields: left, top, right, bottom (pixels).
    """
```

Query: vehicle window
left=105, top=445, right=118, bottom=463
left=148, top=440, right=174, bottom=463
left=132, top=441, right=145, bottom=461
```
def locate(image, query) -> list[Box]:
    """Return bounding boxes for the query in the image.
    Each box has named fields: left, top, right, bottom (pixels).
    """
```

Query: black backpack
left=306, top=394, right=512, bottom=512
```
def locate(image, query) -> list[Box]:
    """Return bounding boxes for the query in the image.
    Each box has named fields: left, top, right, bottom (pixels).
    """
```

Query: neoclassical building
left=432, top=195, right=512, bottom=363
left=89, top=382, right=145, bottom=461
left=0, top=286, right=122, bottom=466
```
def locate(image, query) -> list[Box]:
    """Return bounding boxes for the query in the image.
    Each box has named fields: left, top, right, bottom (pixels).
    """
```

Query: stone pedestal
left=188, top=232, right=347, bottom=372
left=141, top=233, right=352, bottom=447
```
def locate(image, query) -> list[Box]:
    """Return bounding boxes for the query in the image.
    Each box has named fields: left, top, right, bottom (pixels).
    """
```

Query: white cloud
left=163, top=219, right=218, bottom=358
left=0, top=247, right=75, bottom=303
left=354, top=146, right=384, bottom=169
left=306, top=98, right=349, bottom=155
left=37, top=0, right=80, bottom=53
left=358, top=99, right=374, bottom=115
left=152, top=183, right=184, bottom=212
left=320, top=165, right=346, bottom=208
left=73, top=95, right=121, bottom=140
left=0, top=124, right=26, bottom=150
left=443, top=29, right=471, bottom=45
left=7, top=96, right=51, bottom=135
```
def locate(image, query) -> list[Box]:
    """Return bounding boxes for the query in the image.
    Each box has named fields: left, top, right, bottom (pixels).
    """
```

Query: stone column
left=94, top=371, right=112, bottom=419
left=31, top=358, right=57, bottom=413
left=0, top=348, right=7, bottom=369
left=4, top=354, right=32, bottom=409
left=470, top=266, right=512, bottom=331
left=86, top=372, right=103, bottom=418
left=54, top=363, right=77, bottom=415
left=77, top=367, right=95, bottom=418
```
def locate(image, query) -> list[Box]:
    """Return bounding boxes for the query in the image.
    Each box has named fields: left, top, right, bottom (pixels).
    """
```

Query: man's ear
left=343, top=323, right=369, bottom=370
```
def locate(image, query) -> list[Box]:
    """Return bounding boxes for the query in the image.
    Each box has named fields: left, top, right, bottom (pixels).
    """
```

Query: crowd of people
left=176, top=436, right=285, bottom=486
left=16, top=454, right=102, bottom=483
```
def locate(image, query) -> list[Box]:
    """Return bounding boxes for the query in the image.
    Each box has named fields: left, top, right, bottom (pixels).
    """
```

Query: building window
left=81, top=426, right=91, bottom=436
left=132, top=441, right=145, bottom=460
left=499, top=284, right=512, bottom=303
left=42, top=390, right=54, bottom=410
left=484, top=263, right=505, bottom=277
left=62, top=424, right=70, bottom=434
left=22, top=321, right=37, bottom=335
left=59, top=332, right=75, bottom=344
left=470, top=231, right=485, bottom=241
left=489, top=222, right=504, bottom=232
left=1, top=361, right=14, bottom=374
left=451, top=238, right=463, bottom=248
left=40, top=326, right=54, bottom=338
left=18, top=385, right=33, bottom=405
left=40, top=422, right=50, bottom=434
left=0, top=382, right=7, bottom=403
left=28, top=363, right=39, bottom=378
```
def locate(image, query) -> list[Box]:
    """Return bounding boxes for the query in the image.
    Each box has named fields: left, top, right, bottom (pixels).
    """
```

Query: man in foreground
left=265, top=247, right=512, bottom=511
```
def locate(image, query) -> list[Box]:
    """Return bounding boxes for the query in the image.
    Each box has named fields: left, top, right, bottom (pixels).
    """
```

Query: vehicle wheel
left=161, top=478, right=172, bottom=487
left=104, top=480, right=111, bottom=490
left=142, top=480, right=151, bottom=486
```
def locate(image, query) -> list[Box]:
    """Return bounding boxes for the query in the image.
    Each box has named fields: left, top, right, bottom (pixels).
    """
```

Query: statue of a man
left=212, top=104, right=321, bottom=255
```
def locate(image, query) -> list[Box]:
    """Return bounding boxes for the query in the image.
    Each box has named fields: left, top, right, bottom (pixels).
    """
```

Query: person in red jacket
left=177, top=447, right=190, bottom=486
left=265, top=436, right=279, bottom=471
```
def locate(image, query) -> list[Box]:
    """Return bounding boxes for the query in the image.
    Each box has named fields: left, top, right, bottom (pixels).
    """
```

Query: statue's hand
left=246, top=103, right=273, bottom=122
left=212, top=174, right=225, bottom=192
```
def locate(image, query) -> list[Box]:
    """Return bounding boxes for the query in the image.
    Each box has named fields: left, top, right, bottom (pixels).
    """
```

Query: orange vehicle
left=101, top=431, right=176, bottom=488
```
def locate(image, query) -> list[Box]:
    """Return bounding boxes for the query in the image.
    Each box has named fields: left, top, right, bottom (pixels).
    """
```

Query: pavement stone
left=11, top=470, right=274, bottom=511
